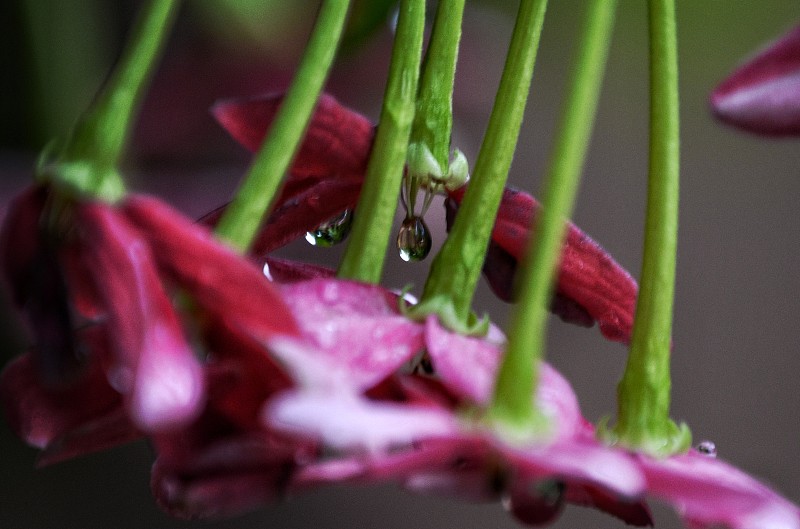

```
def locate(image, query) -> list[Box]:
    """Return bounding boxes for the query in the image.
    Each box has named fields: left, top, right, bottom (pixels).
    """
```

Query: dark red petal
left=565, top=483, right=653, bottom=527
left=0, top=339, right=139, bottom=465
left=448, top=187, right=638, bottom=345
left=122, top=194, right=300, bottom=341
left=212, top=92, right=373, bottom=178
left=711, top=25, right=800, bottom=136
left=262, top=257, right=335, bottom=283
left=78, top=203, right=205, bottom=432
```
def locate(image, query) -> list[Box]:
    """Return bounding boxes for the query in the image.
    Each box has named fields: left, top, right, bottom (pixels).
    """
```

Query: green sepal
left=597, top=415, right=692, bottom=458
left=402, top=294, right=489, bottom=336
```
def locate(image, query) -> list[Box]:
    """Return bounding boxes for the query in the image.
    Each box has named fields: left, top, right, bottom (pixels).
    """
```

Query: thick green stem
left=413, top=0, right=548, bottom=333
left=409, top=0, right=465, bottom=172
left=488, top=0, right=617, bottom=434
left=337, top=0, right=425, bottom=283
left=215, top=0, right=351, bottom=252
left=43, top=0, right=180, bottom=202
left=609, top=0, right=691, bottom=456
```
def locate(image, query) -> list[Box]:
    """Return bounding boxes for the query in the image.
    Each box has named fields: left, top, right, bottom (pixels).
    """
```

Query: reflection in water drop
left=305, top=210, right=353, bottom=247
left=397, top=216, right=432, bottom=262
left=696, top=440, right=717, bottom=457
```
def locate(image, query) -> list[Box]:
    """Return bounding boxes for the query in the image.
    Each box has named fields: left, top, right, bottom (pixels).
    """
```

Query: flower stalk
left=412, top=0, right=548, bottom=333
left=407, top=0, right=465, bottom=176
left=488, top=0, right=618, bottom=435
left=215, top=0, right=351, bottom=252
left=337, top=0, right=425, bottom=283
left=607, top=0, right=691, bottom=456
left=40, top=0, right=180, bottom=202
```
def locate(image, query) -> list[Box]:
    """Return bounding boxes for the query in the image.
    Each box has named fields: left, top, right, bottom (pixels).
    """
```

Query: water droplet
left=696, top=440, right=717, bottom=457
left=305, top=210, right=353, bottom=247
left=397, top=216, right=432, bottom=262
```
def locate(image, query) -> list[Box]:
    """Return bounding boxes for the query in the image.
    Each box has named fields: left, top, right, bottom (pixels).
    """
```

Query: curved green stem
left=215, top=0, right=351, bottom=252
left=488, top=0, right=618, bottom=435
left=412, top=0, right=548, bottom=333
left=608, top=0, right=691, bottom=457
left=337, top=0, right=425, bottom=283
left=43, top=0, right=180, bottom=202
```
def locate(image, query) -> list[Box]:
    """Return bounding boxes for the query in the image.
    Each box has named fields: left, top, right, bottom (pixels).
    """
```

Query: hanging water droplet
left=305, top=210, right=353, bottom=247
left=397, top=216, right=432, bottom=262
left=696, top=440, right=717, bottom=457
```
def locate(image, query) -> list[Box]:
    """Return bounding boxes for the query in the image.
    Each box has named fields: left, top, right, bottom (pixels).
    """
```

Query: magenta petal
left=712, top=25, right=800, bottom=136
left=638, top=450, right=800, bottom=529
left=276, top=279, right=424, bottom=391
left=262, top=257, right=335, bottom=283
left=78, top=204, right=205, bottom=432
left=423, top=316, right=502, bottom=405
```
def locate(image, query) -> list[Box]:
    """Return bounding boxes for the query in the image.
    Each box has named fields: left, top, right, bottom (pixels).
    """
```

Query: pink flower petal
left=712, top=25, right=800, bottom=136
left=265, top=391, right=458, bottom=453
left=78, top=203, right=205, bottom=432
left=276, top=279, right=424, bottom=391
left=638, top=450, right=800, bottom=529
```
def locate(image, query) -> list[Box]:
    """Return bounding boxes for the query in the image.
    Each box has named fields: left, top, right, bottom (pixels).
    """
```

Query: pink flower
left=711, top=24, right=800, bottom=136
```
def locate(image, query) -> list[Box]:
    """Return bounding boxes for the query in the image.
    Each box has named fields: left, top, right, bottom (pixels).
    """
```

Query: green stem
left=337, top=0, right=425, bottom=283
left=609, top=0, right=690, bottom=456
left=413, top=0, right=548, bottom=333
left=215, top=0, right=351, bottom=252
left=409, top=0, right=465, bottom=172
left=488, top=0, right=617, bottom=433
left=47, top=0, right=181, bottom=202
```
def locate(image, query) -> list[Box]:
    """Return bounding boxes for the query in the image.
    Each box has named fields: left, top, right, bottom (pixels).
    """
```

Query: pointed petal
left=212, top=93, right=373, bottom=178
left=638, top=450, right=800, bottom=529
left=448, top=187, right=638, bottom=344
left=712, top=25, right=800, bottom=136
left=78, top=203, right=205, bottom=432
left=122, top=195, right=300, bottom=342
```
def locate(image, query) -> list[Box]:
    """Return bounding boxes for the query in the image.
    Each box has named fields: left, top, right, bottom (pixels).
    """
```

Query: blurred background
left=2, top=1, right=800, bottom=528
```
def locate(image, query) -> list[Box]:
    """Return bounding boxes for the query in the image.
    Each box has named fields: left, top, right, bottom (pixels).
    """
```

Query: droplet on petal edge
left=397, top=216, right=432, bottom=262
left=306, top=209, right=354, bottom=247
left=696, top=440, right=717, bottom=457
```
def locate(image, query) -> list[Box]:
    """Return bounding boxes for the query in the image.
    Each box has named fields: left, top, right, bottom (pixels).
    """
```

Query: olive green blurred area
left=2, top=1, right=800, bottom=528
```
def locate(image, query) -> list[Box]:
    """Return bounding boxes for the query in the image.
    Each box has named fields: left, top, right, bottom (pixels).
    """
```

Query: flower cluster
left=3, top=86, right=800, bottom=529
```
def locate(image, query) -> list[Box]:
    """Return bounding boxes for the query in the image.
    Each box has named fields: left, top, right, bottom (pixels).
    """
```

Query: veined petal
left=212, top=92, right=373, bottom=177
left=447, top=187, right=638, bottom=344
left=712, top=25, right=800, bottom=136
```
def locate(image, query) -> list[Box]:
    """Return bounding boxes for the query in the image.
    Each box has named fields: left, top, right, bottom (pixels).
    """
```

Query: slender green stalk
left=409, top=0, right=465, bottom=172
left=43, top=0, right=180, bottom=202
left=337, top=0, right=425, bottom=283
left=215, top=0, right=351, bottom=252
left=412, top=0, right=548, bottom=333
left=609, top=0, right=691, bottom=456
left=488, top=0, right=618, bottom=432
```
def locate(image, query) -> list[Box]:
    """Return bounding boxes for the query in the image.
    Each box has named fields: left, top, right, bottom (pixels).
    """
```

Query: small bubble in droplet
left=305, top=210, right=353, bottom=247
left=397, top=216, right=432, bottom=262
left=696, top=440, right=717, bottom=457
